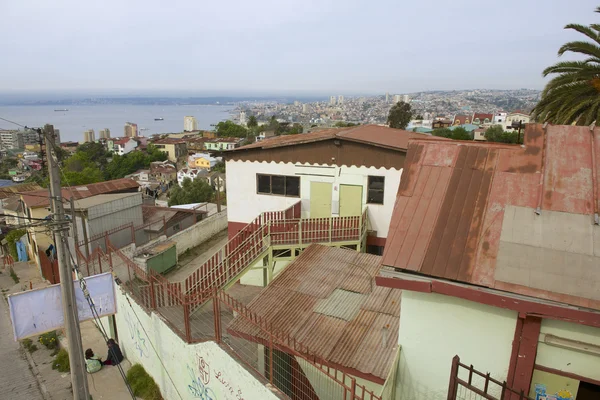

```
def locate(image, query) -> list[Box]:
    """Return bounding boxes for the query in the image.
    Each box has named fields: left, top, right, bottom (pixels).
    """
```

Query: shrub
left=22, top=338, right=38, bottom=353
left=39, top=331, right=59, bottom=349
left=52, top=349, right=70, bottom=373
left=6, top=229, right=26, bottom=259
left=126, top=364, right=163, bottom=400
left=9, top=267, right=19, bottom=283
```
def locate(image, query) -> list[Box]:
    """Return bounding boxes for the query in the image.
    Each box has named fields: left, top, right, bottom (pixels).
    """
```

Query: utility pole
left=215, top=174, right=222, bottom=213
left=45, top=124, right=90, bottom=400
left=70, top=197, right=81, bottom=268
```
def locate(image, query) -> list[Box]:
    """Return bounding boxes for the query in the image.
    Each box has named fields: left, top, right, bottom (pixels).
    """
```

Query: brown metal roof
left=381, top=123, right=600, bottom=309
left=228, top=125, right=440, bottom=153
left=228, top=244, right=400, bottom=381
left=0, top=183, right=43, bottom=200
left=21, top=178, right=140, bottom=208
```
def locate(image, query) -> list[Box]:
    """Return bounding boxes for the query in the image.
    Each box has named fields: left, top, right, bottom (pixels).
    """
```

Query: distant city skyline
left=2, top=0, right=598, bottom=93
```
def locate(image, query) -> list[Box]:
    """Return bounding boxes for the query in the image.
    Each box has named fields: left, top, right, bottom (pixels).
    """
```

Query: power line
left=0, top=116, right=27, bottom=129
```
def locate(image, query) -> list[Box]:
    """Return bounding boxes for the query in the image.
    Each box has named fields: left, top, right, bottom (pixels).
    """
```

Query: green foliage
left=415, top=115, right=424, bottom=120
left=387, top=101, right=413, bottom=129
left=247, top=115, right=258, bottom=129
left=9, top=267, right=19, bottom=283
left=22, top=338, right=38, bottom=353
left=104, top=145, right=166, bottom=180
left=212, top=161, right=225, bottom=173
left=52, top=349, right=70, bottom=373
left=6, top=229, right=26, bottom=259
left=334, top=121, right=359, bottom=127
left=0, top=158, right=18, bottom=180
left=532, top=6, right=600, bottom=125
left=484, top=125, right=522, bottom=144
left=280, top=123, right=303, bottom=135
left=39, top=331, right=59, bottom=350
left=127, top=364, right=163, bottom=400
left=215, top=120, right=248, bottom=138
left=432, top=127, right=472, bottom=140
left=168, top=178, right=215, bottom=206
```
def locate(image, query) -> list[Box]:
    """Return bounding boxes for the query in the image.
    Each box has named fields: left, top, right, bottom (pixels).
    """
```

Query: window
left=256, top=174, right=300, bottom=197
left=367, top=176, right=385, bottom=204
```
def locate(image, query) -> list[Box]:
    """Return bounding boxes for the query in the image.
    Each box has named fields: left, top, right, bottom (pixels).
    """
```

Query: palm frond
left=558, top=41, right=600, bottom=58
left=565, top=23, right=600, bottom=43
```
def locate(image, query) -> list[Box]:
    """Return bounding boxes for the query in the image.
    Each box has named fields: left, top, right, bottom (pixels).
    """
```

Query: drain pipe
left=535, top=123, right=549, bottom=215
left=591, top=124, right=599, bottom=224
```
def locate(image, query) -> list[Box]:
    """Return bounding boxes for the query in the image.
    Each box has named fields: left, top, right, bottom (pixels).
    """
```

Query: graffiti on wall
left=124, top=309, right=149, bottom=358
left=187, top=358, right=217, bottom=400
left=534, top=384, right=574, bottom=400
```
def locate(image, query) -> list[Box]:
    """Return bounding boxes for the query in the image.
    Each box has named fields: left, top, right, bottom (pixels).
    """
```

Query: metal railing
left=447, top=356, right=535, bottom=400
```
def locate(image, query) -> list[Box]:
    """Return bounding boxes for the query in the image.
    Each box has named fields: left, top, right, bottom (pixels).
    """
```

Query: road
left=0, top=294, right=44, bottom=399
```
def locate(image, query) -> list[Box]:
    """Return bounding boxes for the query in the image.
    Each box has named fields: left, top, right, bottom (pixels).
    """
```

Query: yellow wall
left=159, top=144, right=177, bottom=162
left=529, top=369, right=579, bottom=400
left=194, top=158, right=210, bottom=168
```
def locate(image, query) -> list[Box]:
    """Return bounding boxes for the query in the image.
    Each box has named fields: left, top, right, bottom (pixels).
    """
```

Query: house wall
left=113, top=287, right=280, bottom=400
left=535, top=319, right=600, bottom=383
left=225, top=160, right=402, bottom=240
left=396, top=291, right=517, bottom=400
left=169, top=210, right=228, bottom=255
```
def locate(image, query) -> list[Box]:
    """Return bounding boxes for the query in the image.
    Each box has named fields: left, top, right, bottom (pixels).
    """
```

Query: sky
left=1, top=0, right=599, bottom=95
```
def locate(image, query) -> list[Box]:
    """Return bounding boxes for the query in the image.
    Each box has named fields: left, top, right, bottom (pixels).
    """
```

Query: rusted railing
left=447, top=355, right=535, bottom=400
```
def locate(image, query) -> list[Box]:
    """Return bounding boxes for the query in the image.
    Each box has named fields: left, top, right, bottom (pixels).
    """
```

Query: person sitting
left=84, top=348, right=102, bottom=373
left=103, top=338, right=124, bottom=366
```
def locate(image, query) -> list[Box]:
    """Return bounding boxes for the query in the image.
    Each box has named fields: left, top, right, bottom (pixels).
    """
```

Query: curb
left=22, top=345, right=52, bottom=400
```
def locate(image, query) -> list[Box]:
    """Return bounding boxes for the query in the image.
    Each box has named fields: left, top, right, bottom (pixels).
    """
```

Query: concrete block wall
left=169, top=210, right=228, bottom=256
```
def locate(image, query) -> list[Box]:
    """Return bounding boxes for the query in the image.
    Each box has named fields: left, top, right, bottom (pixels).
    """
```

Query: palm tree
left=532, top=7, right=600, bottom=125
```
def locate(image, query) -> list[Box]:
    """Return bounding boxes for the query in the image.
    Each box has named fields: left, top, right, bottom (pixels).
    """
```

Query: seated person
left=103, top=338, right=124, bottom=366
left=84, top=348, right=102, bottom=373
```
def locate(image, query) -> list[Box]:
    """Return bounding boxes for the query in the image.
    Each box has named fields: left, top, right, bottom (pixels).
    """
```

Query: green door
left=310, top=182, right=332, bottom=218
left=339, top=185, right=363, bottom=216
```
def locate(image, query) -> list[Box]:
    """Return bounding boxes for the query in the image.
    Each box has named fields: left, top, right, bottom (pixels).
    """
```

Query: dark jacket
left=106, top=343, right=124, bottom=365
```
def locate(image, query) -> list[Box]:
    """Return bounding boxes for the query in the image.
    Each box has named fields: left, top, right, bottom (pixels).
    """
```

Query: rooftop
left=380, top=123, right=600, bottom=310
left=154, top=138, right=186, bottom=144
left=69, top=192, right=140, bottom=210
left=228, top=245, right=400, bottom=381
left=229, top=124, right=441, bottom=153
left=21, top=178, right=139, bottom=208
left=0, top=183, right=42, bottom=200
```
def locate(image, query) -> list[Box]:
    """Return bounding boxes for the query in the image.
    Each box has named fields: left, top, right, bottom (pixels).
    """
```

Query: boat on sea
left=154, top=117, right=164, bottom=121
left=54, top=109, right=69, bottom=112
left=140, top=128, right=149, bottom=131
left=12, top=175, right=26, bottom=183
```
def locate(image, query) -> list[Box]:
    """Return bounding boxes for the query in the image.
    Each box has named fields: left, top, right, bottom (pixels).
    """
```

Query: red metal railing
left=447, top=356, right=535, bottom=400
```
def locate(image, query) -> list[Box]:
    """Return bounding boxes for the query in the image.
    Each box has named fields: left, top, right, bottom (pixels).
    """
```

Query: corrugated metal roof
left=381, top=123, right=600, bottom=309
left=21, top=178, right=139, bottom=208
left=0, top=183, right=42, bottom=199
left=228, top=244, right=400, bottom=380
left=227, top=125, right=443, bottom=153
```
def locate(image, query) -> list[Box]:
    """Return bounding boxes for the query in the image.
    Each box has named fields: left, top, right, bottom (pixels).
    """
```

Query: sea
left=0, top=104, right=234, bottom=142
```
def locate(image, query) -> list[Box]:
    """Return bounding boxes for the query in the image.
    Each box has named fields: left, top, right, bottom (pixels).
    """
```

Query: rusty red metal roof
left=228, top=125, right=441, bottom=153
left=21, top=178, right=139, bottom=208
left=227, top=244, right=400, bottom=381
left=381, top=123, right=600, bottom=309
left=0, top=183, right=43, bottom=200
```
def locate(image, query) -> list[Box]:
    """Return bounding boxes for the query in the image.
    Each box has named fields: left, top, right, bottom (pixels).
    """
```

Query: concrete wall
left=226, top=160, right=402, bottom=239
left=535, top=319, right=600, bottom=382
left=169, top=210, right=228, bottom=255
left=114, top=287, right=280, bottom=400
left=396, top=291, right=517, bottom=400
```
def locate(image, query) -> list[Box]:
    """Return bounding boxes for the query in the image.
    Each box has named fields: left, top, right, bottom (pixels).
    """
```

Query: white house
left=224, top=124, right=442, bottom=254
left=376, top=124, right=600, bottom=400
left=177, top=168, right=200, bottom=186
left=504, top=111, right=531, bottom=130
left=113, top=137, right=138, bottom=155
left=493, top=112, right=507, bottom=125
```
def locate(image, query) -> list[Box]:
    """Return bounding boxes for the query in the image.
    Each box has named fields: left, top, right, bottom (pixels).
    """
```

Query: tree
left=432, top=127, right=472, bottom=140
left=415, top=115, right=424, bottom=120
left=247, top=115, right=258, bottom=129
left=334, top=121, right=359, bottom=128
left=387, top=101, right=413, bottom=129
left=215, top=120, right=248, bottom=138
left=168, top=178, right=215, bottom=206
left=212, top=161, right=225, bottom=173
left=484, top=125, right=522, bottom=144
left=532, top=6, right=600, bottom=125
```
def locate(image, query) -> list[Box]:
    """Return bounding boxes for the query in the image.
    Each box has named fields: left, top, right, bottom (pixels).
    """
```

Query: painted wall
left=225, top=160, right=402, bottom=238
left=114, top=287, right=280, bottom=400
left=169, top=210, right=228, bottom=256
left=535, top=319, right=600, bottom=382
left=396, top=291, right=517, bottom=400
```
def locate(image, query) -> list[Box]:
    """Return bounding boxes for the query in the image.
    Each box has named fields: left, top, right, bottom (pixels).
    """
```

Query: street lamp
left=511, top=120, right=523, bottom=144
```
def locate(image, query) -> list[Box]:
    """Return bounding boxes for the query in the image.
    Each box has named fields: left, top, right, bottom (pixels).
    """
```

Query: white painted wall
left=396, top=291, right=517, bottom=400
left=226, top=160, right=402, bottom=238
left=536, top=319, right=600, bottom=382
left=114, top=287, right=280, bottom=400
left=169, top=210, right=228, bottom=255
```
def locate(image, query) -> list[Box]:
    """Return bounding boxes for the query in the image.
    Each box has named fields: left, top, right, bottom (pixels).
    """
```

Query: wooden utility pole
left=45, top=124, right=90, bottom=400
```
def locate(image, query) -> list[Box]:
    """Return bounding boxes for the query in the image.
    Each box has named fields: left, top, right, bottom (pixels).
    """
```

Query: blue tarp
left=16, top=238, right=27, bottom=262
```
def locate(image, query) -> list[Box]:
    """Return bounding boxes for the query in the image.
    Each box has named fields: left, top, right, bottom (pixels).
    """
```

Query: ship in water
left=54, top=109, right=68, bottom=112
left=154, top=117, right=164, bottom=121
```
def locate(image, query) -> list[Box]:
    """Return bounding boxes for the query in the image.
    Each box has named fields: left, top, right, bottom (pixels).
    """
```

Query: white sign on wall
left=8, top=272, right=116, bottom=341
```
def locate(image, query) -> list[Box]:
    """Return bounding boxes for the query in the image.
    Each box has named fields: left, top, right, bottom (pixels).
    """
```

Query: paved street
left=0, top=294, right=44, bottom=399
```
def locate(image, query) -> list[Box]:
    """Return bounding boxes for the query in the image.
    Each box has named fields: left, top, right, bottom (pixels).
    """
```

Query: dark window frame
left=367, top=175, right=385, bottom=205
left=256, top=174, right=300, bottom=198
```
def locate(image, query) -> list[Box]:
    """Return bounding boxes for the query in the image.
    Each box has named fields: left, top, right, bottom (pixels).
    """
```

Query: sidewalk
left=1, top=261, right=137, bottom=399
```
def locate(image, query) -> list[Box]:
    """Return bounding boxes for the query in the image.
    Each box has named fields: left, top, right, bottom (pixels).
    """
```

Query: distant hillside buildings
left=124, top=122, right=138, bottom=137
left=184, top=116, right=198, bottom=132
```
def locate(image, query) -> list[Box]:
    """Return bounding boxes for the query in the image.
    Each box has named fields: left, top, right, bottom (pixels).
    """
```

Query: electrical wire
left=0, top=116, right=27, bottom=128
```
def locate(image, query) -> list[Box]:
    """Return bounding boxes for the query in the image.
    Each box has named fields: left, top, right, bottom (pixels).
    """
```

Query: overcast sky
left=1, top=0, right=598, bottom=95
